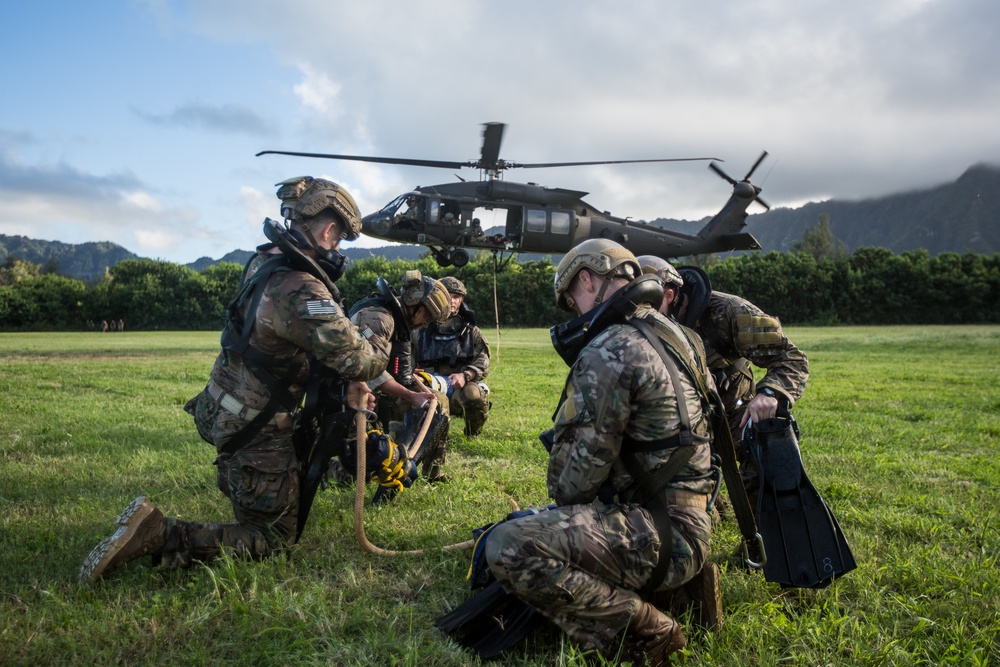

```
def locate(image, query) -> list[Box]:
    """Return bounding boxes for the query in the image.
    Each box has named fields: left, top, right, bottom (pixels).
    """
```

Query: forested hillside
left=744, top=163, right=1000, bottom=255
left=2, top=247, right=998, bottom=331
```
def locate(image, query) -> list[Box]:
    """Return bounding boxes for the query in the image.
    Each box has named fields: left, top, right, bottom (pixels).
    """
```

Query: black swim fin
left=748, top=416, right=857, bottom=588
left=436, top=580, right=539, bottom=659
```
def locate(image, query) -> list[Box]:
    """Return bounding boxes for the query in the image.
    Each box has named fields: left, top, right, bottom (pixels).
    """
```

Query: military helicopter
left=257, top=123, right=770, bottom=268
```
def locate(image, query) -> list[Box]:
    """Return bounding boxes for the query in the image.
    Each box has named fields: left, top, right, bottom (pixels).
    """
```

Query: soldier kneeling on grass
left=79, top=176, right=392, bottom=583
left=413, top=276, right=492, bottom=438
left=481, top=239, right=722, bottom=666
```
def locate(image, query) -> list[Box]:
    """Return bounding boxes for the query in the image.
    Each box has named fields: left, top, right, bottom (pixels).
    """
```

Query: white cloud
left=292, top=64, right=343, bottom=116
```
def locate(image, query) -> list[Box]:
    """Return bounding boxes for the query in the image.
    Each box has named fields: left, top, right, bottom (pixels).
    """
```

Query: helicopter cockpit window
left=526, top=209, right=547, bottom=233
left=551, top=211, right=571, bottom=234
left=428, top=199, right=440, bottom=224
left=380, top=194, right=408, bottom=215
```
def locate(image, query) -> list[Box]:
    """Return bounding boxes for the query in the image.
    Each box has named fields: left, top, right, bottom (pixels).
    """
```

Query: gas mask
left=549, top=274, right=663, bottom=366
left=263, top=217, right=348, bottom=284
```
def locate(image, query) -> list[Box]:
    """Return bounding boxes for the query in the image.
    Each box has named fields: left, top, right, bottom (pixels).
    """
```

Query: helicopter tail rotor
left=709, top=161, right=738, bottom=186
left=745, top=150, right=769, bottom=181
left=710, top=151, right=770, bottom=211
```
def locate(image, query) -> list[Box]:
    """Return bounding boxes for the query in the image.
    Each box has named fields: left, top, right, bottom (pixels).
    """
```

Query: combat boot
left=683, top=562, right=723, bottom=632
left=79, top=496, right=166, bottom=583
left=645, top=562, right=723, bottom=633
left=463, top=410, right=487, bottom=437
left=623, top=601, right=687, bottom=667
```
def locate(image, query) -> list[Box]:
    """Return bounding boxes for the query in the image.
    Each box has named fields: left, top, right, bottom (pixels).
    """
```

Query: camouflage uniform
left=694, top=291, right=809, bottom=496
left=413, top=309, right=491, bottom=436
left=485, top=307, right=715, bottom=652
left=176, top=249, right=389, bottom=564
left=351, top=302, right=451, bottom=477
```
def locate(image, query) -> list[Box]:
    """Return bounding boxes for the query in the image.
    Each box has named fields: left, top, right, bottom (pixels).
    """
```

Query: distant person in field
left=413, top=276, right=492, bottom=437
left=80, top=177, right=391, bottom=583
left=637, top=255, right=809, bottom=511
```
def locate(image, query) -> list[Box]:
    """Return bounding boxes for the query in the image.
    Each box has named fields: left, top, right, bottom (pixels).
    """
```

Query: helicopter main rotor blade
left=479, top=122, right=505, bottom=171
left=510, top=156, right=722, bottom=169
left=255, top=150, right=471, bottom=170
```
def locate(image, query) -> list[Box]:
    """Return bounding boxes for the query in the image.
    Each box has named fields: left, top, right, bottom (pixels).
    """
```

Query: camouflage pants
left=484, top=499, right=710, bottom=651
left=449, top=382, right=490, bottom=437
left=169, top=389, right=301, bottom=566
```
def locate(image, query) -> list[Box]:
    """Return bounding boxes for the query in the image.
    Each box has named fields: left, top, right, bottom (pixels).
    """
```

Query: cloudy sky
left=2, top=0, right=998, bottom=264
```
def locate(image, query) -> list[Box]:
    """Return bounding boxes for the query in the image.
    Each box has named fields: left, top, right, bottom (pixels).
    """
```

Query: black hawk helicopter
left=257, top=123, right=770, bottom=268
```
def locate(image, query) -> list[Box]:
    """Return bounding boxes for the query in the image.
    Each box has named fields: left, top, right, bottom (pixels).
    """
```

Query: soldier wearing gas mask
left=80, top=177, right=391, bottom=583
left=484, top=239, right=721, bottom=667
left=413, top=276, right=492, bottom=437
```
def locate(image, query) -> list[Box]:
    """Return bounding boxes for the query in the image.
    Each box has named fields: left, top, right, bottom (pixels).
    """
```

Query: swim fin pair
left=435, top=580, right=539, bottom=659
left=745, top=416, right=857, bottom=588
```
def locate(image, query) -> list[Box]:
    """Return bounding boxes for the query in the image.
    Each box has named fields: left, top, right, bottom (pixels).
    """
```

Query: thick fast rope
left=493, top=253, right=501, bottom=362
left=352, top=401, right=475, bottom=556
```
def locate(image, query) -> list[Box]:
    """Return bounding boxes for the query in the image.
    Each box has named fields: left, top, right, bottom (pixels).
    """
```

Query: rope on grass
left=352, top=401, right=475, bottom=556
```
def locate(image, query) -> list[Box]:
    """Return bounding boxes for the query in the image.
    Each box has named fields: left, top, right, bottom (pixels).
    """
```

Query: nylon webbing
left=627, top=317, right=710, bottom=593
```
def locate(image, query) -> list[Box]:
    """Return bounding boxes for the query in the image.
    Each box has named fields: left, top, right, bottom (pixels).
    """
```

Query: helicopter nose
left=362, top=214, right=390, bottom=236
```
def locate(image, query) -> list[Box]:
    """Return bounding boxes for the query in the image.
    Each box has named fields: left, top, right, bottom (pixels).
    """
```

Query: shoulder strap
left=631, top=314, right=762, bottom=566
left=625, top=317, right=709, bottom=507
left=216, top=255, right=308, bottom=456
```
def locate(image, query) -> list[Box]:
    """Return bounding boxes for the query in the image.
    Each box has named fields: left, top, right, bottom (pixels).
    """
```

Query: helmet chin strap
left=592, top=275, right=616, bottom=306
left=298, top=221, right=324, bottom=250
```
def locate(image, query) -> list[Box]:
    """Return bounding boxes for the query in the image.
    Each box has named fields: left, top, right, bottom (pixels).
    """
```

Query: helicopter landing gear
left=450, top=248, right=470, bottom=267
left=429, top=247, right=453, bottom=267
left=430, top=247, right=470, bottom=267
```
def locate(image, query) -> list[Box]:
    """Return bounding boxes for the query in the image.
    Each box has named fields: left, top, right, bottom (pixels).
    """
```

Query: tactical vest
left=217, top=250, right=350, bottom=455
left=418, top=317, right=476, bottom=369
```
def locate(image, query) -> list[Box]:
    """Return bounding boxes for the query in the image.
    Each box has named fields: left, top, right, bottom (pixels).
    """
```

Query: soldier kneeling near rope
left=79, top=177, right=394, bottom=583
left=349, top=271, right=453, bottom=483
left=413, top=276, right=492, bottom=438
left=440, top=240, right=722, bottom=666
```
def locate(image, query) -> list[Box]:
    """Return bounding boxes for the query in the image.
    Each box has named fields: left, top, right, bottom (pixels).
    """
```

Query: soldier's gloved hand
left=366, top=430, right=415, bottom=492
left=346, top=380, right=375, bottom=411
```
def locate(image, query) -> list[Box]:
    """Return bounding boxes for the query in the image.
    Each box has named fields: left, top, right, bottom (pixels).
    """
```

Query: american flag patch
left=305, top=299, right=340, bottom=317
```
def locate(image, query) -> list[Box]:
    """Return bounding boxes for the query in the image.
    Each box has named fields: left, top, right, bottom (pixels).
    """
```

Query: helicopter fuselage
left=361, top=178, right=761, bottom=266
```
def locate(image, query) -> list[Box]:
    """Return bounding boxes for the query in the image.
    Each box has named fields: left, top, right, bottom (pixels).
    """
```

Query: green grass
left=1, top=326, right=999, bottom=666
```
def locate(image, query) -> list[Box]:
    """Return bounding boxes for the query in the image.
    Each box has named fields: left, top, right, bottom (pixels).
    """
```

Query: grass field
left=1, top=326, right=998, bottom=666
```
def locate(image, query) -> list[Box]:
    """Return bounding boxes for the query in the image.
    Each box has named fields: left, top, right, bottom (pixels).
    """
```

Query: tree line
left=1, top=246, right=998, bottom=331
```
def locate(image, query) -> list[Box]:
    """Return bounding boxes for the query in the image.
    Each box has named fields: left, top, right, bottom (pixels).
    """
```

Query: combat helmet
left=276, top=176, right=363, bottom=241
left=637, top=255, right=684, bottom=291
left=553, top=238, right=641, bottom=312
left=439, top=276, right=467, bottom=297
left=400, top=270, right=451, bottom=324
